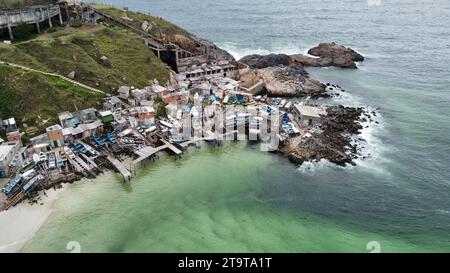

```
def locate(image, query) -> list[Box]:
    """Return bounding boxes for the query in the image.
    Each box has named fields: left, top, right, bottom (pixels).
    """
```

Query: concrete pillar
left=6, top=15, right=13, bottom=40
left=40, top=8, right=44, bottom=20
left=19, top=9, right=24, bottom=23
left=47, top=8, right=53, bottom=28
left=65, top=4, right=70, bottom=21
left=58, top=7, right=63, bottom=25
left=34, top=11, right=41, bottom=33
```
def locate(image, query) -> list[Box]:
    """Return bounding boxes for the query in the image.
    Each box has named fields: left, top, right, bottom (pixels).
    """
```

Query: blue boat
left=92, top=134, right=106, bottom=146
left=106, top=132, right=117, bottom=144
left=282, top=112, right=289, bottom=124
left=73, top=143, right=87, bottom=153
left=22, top=175, right=42, bottom=192
left=2, top=175, right=23, bottom=197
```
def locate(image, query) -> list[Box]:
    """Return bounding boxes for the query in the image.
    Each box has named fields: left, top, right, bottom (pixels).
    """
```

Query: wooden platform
left=106, top=155, right=132, bottom=181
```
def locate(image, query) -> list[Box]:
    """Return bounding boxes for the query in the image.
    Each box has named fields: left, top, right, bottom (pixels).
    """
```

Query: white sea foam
left=350, top=106, right=391, bottom=175
left=297, top=88, right=390, bottom=175
left=216, top=42, right=389, bottom=175
left=298, top=159, right=348, bottom=175
left=218, top=42, right=309, bottom=60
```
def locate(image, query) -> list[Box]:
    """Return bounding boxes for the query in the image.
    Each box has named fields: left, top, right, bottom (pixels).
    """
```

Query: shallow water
left=22, top=143, right=447, bottom=252
left=22, top=0, right=450, bottom=252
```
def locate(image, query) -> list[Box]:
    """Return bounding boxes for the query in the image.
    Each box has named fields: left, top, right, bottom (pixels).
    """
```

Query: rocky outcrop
left=290, top=42, right=364, bottom=69
left=163, top=34, right=199, bottom=53
left=239, top=54, right=290, bottom=69
left=239, top=43, right=364, bottom=69
left=281, top=106, right=367, bottom=166
left=258, top=65, right=326, bottom=97
left=308, top=42, right=364, bottom=62
left=238, top=64, right=326, bottom=98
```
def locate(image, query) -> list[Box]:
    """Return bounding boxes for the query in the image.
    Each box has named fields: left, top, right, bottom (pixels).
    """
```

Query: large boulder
left=308, top=42, right=364, bottom=62
left=238, top=43, right=364, bottom=69
left=239, top=53, right=291, bottom=69
left=290, top=42, right=365, bottom=69
left=256, top=64, right=326, bottom=98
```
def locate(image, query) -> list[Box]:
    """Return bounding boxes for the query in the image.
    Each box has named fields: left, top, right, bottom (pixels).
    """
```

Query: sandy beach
left=0, top=187, right=66, bottom=253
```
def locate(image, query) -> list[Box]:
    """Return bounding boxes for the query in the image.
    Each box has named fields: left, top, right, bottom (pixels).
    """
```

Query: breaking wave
left=218, top=42, right=306, bottom=60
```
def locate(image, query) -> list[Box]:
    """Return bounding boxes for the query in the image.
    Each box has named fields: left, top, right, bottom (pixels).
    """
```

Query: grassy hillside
left=90, top=3, right=191, bottom=37
left=1, top=25, right=170, bottom=91
left=0, top=4, right=206, bottom=138
left=0, top=23, right=171, bottom=136
left=0, top=65, right=105, bottom=136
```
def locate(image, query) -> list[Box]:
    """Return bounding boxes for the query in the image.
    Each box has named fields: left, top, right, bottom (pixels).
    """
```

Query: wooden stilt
left=58, top=8, right=63, bottom=25
left=47, top=8, right=53, bottom=28
left=34, top=11, right=41, bottom=33
left=6, top=16, right=13, bottom=40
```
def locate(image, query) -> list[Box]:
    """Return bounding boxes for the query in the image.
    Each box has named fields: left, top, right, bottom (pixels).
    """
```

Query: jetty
left=106, top=155, right=132, bottom=181
left=133, top=134, right=182, bottom=165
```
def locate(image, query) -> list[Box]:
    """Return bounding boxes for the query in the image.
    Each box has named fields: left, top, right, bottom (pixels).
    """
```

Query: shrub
left=70, top=20, right=83, bottom=28
left=47, top=27, right=57, bottom=33
left=13, top=23, right=34, bottom=40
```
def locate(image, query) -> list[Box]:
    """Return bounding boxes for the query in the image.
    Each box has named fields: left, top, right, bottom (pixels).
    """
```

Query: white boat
left=48, top=153, right=56, bottom=169
left=32, top=153, right=40, bottom=163
left=145, top=126, right=157, bottom=134
left=63, top=146, right=76, bottom=159
left=80, top=142, right=97, bottom=156
left=160, top=120, right=173, bottom=129
left=38, top=152, right=47, bottom=162
left=22, top=169, right=36, bottom=181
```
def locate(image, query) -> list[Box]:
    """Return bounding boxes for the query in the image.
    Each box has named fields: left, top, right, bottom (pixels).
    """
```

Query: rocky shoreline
left=237, top=42, right=365, bottom=99
left=279, top=106, right=373, bottom=166
left=237, top=43, right=373, bottom=166
left=240, top=42, right=364, bottom=70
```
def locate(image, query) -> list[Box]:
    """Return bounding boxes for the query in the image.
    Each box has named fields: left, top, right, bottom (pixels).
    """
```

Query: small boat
left=106, top=132, right=117, bottom=144
left=73, top=143, right=87, bottom=153
left=38, top=152, right=47, bottom=162
left=2, top=175, right=23, bottom=197
left=160, top=120, right=173, bottom=129
left=92, top=134, right=106, bottom=146
left=64, top=146, right=76, bottom=159
left=22, top=175, right=43, bottom=192
left=48, top=153, right=56, bottom=169
left=169, top=134, right=186, bottom=144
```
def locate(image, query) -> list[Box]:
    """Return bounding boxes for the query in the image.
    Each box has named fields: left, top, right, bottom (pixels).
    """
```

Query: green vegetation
left=69, top=20, right=83, bottom=28
left=0, top=4, right=196, bottom=137
left=0, top=65, right=105, bottom=135
left=13, top=23, right=35, bottom=40
left=3, top=25, right=170, bottom=90
left=0, top=24, right=171, bottom=135
left=90, top=3, right=191, bottom=37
